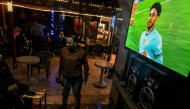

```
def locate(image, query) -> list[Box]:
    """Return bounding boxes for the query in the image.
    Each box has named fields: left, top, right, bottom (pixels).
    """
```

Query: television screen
left=125, top=0, right=190, bottom=77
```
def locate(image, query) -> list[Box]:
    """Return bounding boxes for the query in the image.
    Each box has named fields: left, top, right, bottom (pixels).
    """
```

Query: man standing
left=56, top=35, right=89, bottom=109
left=138, top=2, right=163, bottom=64
left=30, top=19, right=46, bottom=53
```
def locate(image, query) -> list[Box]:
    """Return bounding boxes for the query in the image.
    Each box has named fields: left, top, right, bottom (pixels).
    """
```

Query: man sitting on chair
left=0, top=53, right=33, bottom=109
left=15, top=27, right=33, bottom=56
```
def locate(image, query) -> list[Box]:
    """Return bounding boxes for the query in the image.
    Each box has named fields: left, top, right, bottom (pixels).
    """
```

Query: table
left=23, top=89, right=47, bottom=109
left=93, top=61, right=113, bottom=88
left=16, top=56, right=40, bottom=84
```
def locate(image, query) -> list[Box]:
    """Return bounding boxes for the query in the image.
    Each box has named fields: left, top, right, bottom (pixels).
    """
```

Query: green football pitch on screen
left=125, top=0, right=190, bottom=77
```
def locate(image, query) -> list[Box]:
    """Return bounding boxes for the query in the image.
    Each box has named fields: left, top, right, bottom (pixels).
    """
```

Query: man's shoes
left=58, top=104, right=67, bottom=109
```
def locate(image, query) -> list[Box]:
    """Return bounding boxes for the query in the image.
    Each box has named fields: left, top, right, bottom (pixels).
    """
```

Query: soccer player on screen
left=138, top=2, right=163, bottom=64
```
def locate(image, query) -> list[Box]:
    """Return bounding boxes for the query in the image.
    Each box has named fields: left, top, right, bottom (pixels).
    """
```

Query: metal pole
left=79, top=0, right=82, bottom=40
left=7, top=1, right=17, bottom=69
left=2, top=5, right=7, bottom=37
left=9, top=12, right=17, bottom=69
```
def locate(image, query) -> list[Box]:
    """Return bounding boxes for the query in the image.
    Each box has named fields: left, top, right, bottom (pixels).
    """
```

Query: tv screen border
left=123, top=0, right=189, bottom=77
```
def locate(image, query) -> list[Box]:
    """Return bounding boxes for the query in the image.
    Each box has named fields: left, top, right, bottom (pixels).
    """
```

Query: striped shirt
left=30, top=24, right=46, bottom=37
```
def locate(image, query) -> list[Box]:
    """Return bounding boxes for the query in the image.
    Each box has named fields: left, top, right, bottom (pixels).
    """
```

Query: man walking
left=56, top=35, right=89, bottom=109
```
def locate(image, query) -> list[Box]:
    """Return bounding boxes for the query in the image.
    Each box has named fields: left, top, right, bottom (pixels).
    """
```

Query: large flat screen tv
left=125, top=0, right=190, bottom=77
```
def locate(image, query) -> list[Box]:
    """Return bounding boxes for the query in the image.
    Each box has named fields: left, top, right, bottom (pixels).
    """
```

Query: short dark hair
left=150, top=2, right=162, bottom=16
left=66, top=34, right=78, bottom=43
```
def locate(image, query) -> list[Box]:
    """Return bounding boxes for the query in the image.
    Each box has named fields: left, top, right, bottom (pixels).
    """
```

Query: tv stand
left=113, top=80, right=138, bottom=109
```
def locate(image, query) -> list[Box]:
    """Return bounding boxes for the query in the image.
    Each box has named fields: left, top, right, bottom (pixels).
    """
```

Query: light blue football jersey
left=138, top=28, right=163, bottom=64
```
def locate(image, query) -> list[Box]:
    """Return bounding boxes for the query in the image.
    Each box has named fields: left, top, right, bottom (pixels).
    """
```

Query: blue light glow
left=111, top=15, right=116, bottom=28
left=60, top=13, right=65, bottom=31
left=50, top=11, right=55, bottom=36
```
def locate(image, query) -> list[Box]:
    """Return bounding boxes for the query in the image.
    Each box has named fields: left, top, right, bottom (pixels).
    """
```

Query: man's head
left=59, top=31, right=64, bottom=38
left=14, top=27, right=21, bottom=37
left=147, top=2, right=161, bottom=31
left=66, top=35, right=78, bottom=51
left=14, top=27, right=21, bottom=33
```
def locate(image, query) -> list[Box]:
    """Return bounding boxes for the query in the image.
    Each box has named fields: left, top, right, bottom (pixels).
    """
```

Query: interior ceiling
left=79, top=0, right=119, bottom=7
left=0, top=0, right=120, bottom=17
left=85, top=0, right=112, bottom=4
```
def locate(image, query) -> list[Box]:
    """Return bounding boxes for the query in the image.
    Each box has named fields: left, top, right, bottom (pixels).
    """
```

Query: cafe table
left=16, top=56, right=40, bottom=84
left=93, top=61, right=113, bottom=88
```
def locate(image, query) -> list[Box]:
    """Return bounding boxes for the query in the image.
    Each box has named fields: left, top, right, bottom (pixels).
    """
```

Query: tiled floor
left=5, top=54, right=116, bottom=109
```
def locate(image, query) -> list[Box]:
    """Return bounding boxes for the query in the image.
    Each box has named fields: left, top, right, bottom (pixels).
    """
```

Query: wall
left=114, top=0, right=133, bottom=79
left=109, top=0, right=133, bottom=106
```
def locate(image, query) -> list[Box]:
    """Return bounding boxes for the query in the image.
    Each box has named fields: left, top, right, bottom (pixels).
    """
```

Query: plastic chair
left=102, top=45, right=112, bottom=61
left=32, top=51, right=54, bottom=79
left=18, top=41, right=33, bottom=56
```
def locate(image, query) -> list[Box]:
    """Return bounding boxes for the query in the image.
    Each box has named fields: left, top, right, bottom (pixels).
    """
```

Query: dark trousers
left=33, top=36, right=46, bottom=53
left=1, top=91, right=24, bottom=109
left=62, top=76, right=83, bottom=109
left=0, top=83, right=32, bottom=109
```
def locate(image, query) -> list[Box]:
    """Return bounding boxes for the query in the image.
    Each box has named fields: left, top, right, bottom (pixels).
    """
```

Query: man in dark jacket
left=0, top=54, right=32, bottom=109
left=15, top=28, right=33, bottom=56
left=56, top=35, right=89, bottom=109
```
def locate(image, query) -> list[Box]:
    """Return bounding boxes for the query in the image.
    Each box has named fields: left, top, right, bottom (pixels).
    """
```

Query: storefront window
left=87, top=21, right=97, bottom=39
